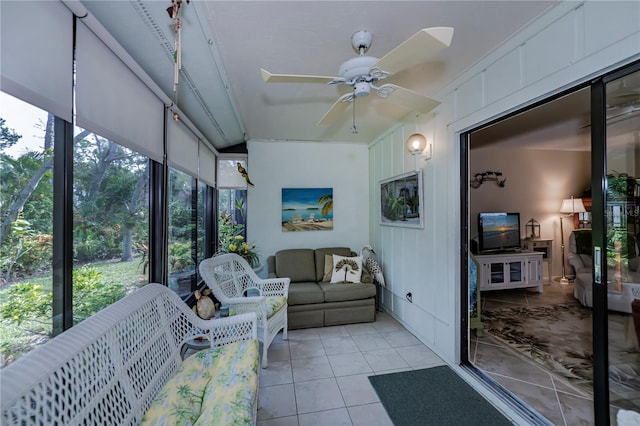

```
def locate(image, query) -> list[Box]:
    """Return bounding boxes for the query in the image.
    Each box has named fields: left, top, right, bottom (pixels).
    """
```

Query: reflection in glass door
left=604, top=68, right=640, bottom=421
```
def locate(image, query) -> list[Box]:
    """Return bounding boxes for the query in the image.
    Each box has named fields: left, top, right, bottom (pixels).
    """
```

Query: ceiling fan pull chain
left=351, top=90, right=358, bottom=134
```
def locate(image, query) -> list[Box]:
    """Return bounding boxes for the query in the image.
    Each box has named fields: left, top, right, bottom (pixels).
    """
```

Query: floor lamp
left=558, top=197, right=586, bottom=285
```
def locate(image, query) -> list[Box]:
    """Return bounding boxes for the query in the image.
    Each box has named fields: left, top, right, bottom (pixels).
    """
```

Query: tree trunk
left=43, top=113, right=54, bottom=151
left=120, top=163, right=148, bottom=261
left=0, top=157, right=52, bottom=245
left=88, top=138, right=120, bottom=200
left=121, top=229, right=133, bottom=262
left=0, top=127, right=90, bottom=246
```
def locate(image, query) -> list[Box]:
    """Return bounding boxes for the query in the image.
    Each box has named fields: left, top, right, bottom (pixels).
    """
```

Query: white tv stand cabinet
left=475, top=251, right=543, bottom=293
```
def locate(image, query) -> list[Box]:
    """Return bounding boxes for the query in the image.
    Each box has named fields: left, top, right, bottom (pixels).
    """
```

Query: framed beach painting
left=282, top=188, right=333, bottom=232
left=380, top=170, right=424, bottom=228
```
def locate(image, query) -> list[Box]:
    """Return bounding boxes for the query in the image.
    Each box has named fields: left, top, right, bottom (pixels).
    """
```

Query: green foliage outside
left=167, top=170, right=198, bottom=275
left=0, top=109, right=210, bottom=367
left=0, top=261, right=143, bottom=366
left=607, top=175, right=630, bottom=200
left=0, top=117, right=21, bottom=150
left=0, top=216, right=52, bottom=281
left=169, top=241, right=194, bottom=273
left=1, top=117, right=149, bottom=281
left=0, top=114, right=151, bottom=367
left=217, top=210, right=259, bottom=267
left=605, top=175, right=635, bottom=271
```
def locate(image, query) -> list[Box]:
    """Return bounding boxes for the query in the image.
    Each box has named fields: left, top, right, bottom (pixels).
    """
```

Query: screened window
left=218, top=189, right=247, bottom=244
left=196, top=180, right=207, bottom=270
left=168, top=168, right=197, bottom=297
left=72, top=126, right=149, bottom=325
left=0, top=92, right=54, bottom=365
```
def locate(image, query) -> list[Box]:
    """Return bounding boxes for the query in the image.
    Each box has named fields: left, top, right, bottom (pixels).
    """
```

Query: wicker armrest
left=225, top=297, right=268, bottom=320
left=189, top=312, right=258, bottom=348
left=257, top=277, right=290, bottom=297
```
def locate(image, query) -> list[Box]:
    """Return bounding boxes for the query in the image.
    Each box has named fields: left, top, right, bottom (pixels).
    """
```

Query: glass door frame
left=460, top=59, right=640, bottom=424
left=590, top=60, right=640, bottom=425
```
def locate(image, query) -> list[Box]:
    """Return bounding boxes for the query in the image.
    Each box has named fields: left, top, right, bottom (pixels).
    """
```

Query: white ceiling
left=82, top=0, right=559, bottom=150
left=470, top=88, right=592, bottom=152
left=471, top=70, right=640, bottom=152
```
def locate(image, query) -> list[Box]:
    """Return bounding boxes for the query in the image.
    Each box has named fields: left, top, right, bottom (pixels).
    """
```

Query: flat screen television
left=477, top=212, right=521, bottom=253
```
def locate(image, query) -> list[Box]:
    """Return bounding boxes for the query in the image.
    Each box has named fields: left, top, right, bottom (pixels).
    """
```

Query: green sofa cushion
left=318, top=282, right=377, bottom=303
left=275, top=249, right=316, bottom=282
left=288, top=282, right=325, bottom=305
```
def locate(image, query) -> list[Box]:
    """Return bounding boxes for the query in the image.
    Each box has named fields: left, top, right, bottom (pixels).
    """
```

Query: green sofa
left=267, top=247, right=377, bottom=329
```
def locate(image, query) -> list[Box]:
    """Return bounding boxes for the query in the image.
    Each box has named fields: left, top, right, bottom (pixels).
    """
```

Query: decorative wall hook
left=470, top=171, right=506, bottom=189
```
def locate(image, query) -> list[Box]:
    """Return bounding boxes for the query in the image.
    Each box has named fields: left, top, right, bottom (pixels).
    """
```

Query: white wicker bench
left=1, top=283, right=259, bottom=425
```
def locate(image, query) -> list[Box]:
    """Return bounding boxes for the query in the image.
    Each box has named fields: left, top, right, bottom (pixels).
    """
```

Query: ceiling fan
left=260, top=27, right=454, bottom=127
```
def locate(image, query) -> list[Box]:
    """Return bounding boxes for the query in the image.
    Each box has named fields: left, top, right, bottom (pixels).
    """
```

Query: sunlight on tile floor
left=256, top=312, right=445, bottom=426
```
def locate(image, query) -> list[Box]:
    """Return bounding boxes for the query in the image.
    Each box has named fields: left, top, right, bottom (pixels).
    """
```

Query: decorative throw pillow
left=323, top=254, right=334, bottom=281
left=330, top=254, right=363, bottom=283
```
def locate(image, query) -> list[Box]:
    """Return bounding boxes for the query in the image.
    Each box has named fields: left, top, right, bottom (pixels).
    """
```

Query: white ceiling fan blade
left=260, top=68, right=338, bottom=84
left=318, top=93, right=353, bottom=125
left=381, top=84, right=441, bottom=113
left=373, top=27, right=454, bottom=75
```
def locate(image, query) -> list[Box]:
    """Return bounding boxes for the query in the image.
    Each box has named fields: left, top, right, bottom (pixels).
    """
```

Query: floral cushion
left=265, top=296, right=287, bottom=319
left=141, top=339, right=259, bottom=426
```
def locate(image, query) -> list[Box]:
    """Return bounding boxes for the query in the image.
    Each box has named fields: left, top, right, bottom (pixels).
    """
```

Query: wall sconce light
left=406, top=133, right=426, bottom=154
left=405, top=133, right=432, bottom=170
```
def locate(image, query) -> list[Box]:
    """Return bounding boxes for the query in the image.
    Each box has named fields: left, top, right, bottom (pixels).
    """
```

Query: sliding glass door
left=591, top=63, right=640, bottom=424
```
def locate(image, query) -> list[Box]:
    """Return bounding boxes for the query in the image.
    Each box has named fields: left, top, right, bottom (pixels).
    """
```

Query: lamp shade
left=559, top=197, right=586, bottom=214
left=406, top=133, right=427, bottom=154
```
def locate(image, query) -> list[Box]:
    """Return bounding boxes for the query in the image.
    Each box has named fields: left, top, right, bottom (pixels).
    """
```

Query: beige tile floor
left=257, top=312, right=446, bottom=425
left=258, top=281, right=638, bottom=425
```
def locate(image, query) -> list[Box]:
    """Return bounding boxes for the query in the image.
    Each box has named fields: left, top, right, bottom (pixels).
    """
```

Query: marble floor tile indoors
left=470, top=280, right=596, bottom=425
left=256, top=312, right=446, bottom=426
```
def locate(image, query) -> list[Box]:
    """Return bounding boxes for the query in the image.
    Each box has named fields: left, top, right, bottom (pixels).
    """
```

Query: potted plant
left=217, top=210, right=260, bottom=268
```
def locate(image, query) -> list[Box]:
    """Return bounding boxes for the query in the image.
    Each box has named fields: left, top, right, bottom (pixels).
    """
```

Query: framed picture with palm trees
left=281, top=187, right=333, bottom=232
left=380, top=170, right=424, bottom=228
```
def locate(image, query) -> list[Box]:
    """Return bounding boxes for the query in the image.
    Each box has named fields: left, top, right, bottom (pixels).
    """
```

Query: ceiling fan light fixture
left=354, top=82, right=370, bottom=97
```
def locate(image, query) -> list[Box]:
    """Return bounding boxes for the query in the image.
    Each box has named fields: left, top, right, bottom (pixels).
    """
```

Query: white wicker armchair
left=200, top=253, right=290, bottom=368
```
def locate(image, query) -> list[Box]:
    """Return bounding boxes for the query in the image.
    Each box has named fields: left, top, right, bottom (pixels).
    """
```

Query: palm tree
left=318, top=193, right=333, bottom=218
